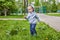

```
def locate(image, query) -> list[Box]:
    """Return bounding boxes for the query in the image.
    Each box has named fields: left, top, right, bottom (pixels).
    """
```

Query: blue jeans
left=30, top=23, right=37, bottom=35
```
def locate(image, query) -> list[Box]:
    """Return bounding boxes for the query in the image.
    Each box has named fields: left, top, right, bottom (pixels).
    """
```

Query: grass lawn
left=0, top=20, right=60, bottom=40
left=0, top=15, right=24, bottom=18
left=46, top=13, right=60, bottom=17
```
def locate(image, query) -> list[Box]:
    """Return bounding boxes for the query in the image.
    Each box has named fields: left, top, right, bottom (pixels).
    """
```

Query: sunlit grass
left=0, top=20, right=60, bottom=40
left=0, top=15, right=24, bottom=18
left=47, top=13, right=60, bottom=17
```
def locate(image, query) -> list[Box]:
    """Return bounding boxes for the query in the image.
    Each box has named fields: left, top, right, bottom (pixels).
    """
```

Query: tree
left=35, top=0, right=39, bottom=6
left=0, top=0, right=18, bottom=16
left=41, top=0, right=57, bottom=13
left=57, top=3, right=60, bottom=10
left=51, top=0, right=57, bottom=12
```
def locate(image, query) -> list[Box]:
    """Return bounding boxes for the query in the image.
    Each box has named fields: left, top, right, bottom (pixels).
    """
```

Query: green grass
left=0, top=15, right=24, bottom=18
left=47, top=13, right=60, bottom=17
left=0, top=20, right=60, bottom=40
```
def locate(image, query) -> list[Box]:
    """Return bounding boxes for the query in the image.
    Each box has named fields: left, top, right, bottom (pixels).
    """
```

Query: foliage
left=51, top=1, right=57, bottom=12
left=57, top=3, right=60, bottom=10
left=41, top=0, right=57, bottom=13
left=0, top=0, right=18, bottom=16
left=35, top=0, right=39, bottom=6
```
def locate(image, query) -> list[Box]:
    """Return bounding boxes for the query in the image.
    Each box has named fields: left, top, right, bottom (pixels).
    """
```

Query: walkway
left=39, top=14, right=60, bottom=32
left=0, top=18, right=26, bottom=20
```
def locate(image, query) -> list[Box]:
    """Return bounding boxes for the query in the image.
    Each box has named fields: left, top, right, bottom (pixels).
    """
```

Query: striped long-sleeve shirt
left=26, top=12, right=40, bottom=24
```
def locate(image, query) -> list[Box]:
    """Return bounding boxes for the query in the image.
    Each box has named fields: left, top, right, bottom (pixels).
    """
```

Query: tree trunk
left=4, top=8, right=8, bottom=16
left=5, top=10, right=7, bottom=16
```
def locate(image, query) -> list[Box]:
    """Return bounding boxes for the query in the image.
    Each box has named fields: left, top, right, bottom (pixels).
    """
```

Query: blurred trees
left=51, top=0, right=57, bottom=12
left=0, top=0, right=18, bottom=16
left=57, top=3, right=60, bottom=10
left=0, top=0, right=60, bottom=16
left=29, top=0, right=58, bottom=13
left=40, top=0, right=58, bottom=13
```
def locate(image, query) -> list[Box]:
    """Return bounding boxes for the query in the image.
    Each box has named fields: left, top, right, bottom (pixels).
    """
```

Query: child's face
left=28, top=6, right=34, bottom=13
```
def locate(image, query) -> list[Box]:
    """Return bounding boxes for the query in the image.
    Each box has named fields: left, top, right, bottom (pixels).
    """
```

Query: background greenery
left=0, top=0, right=60, bottom=16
